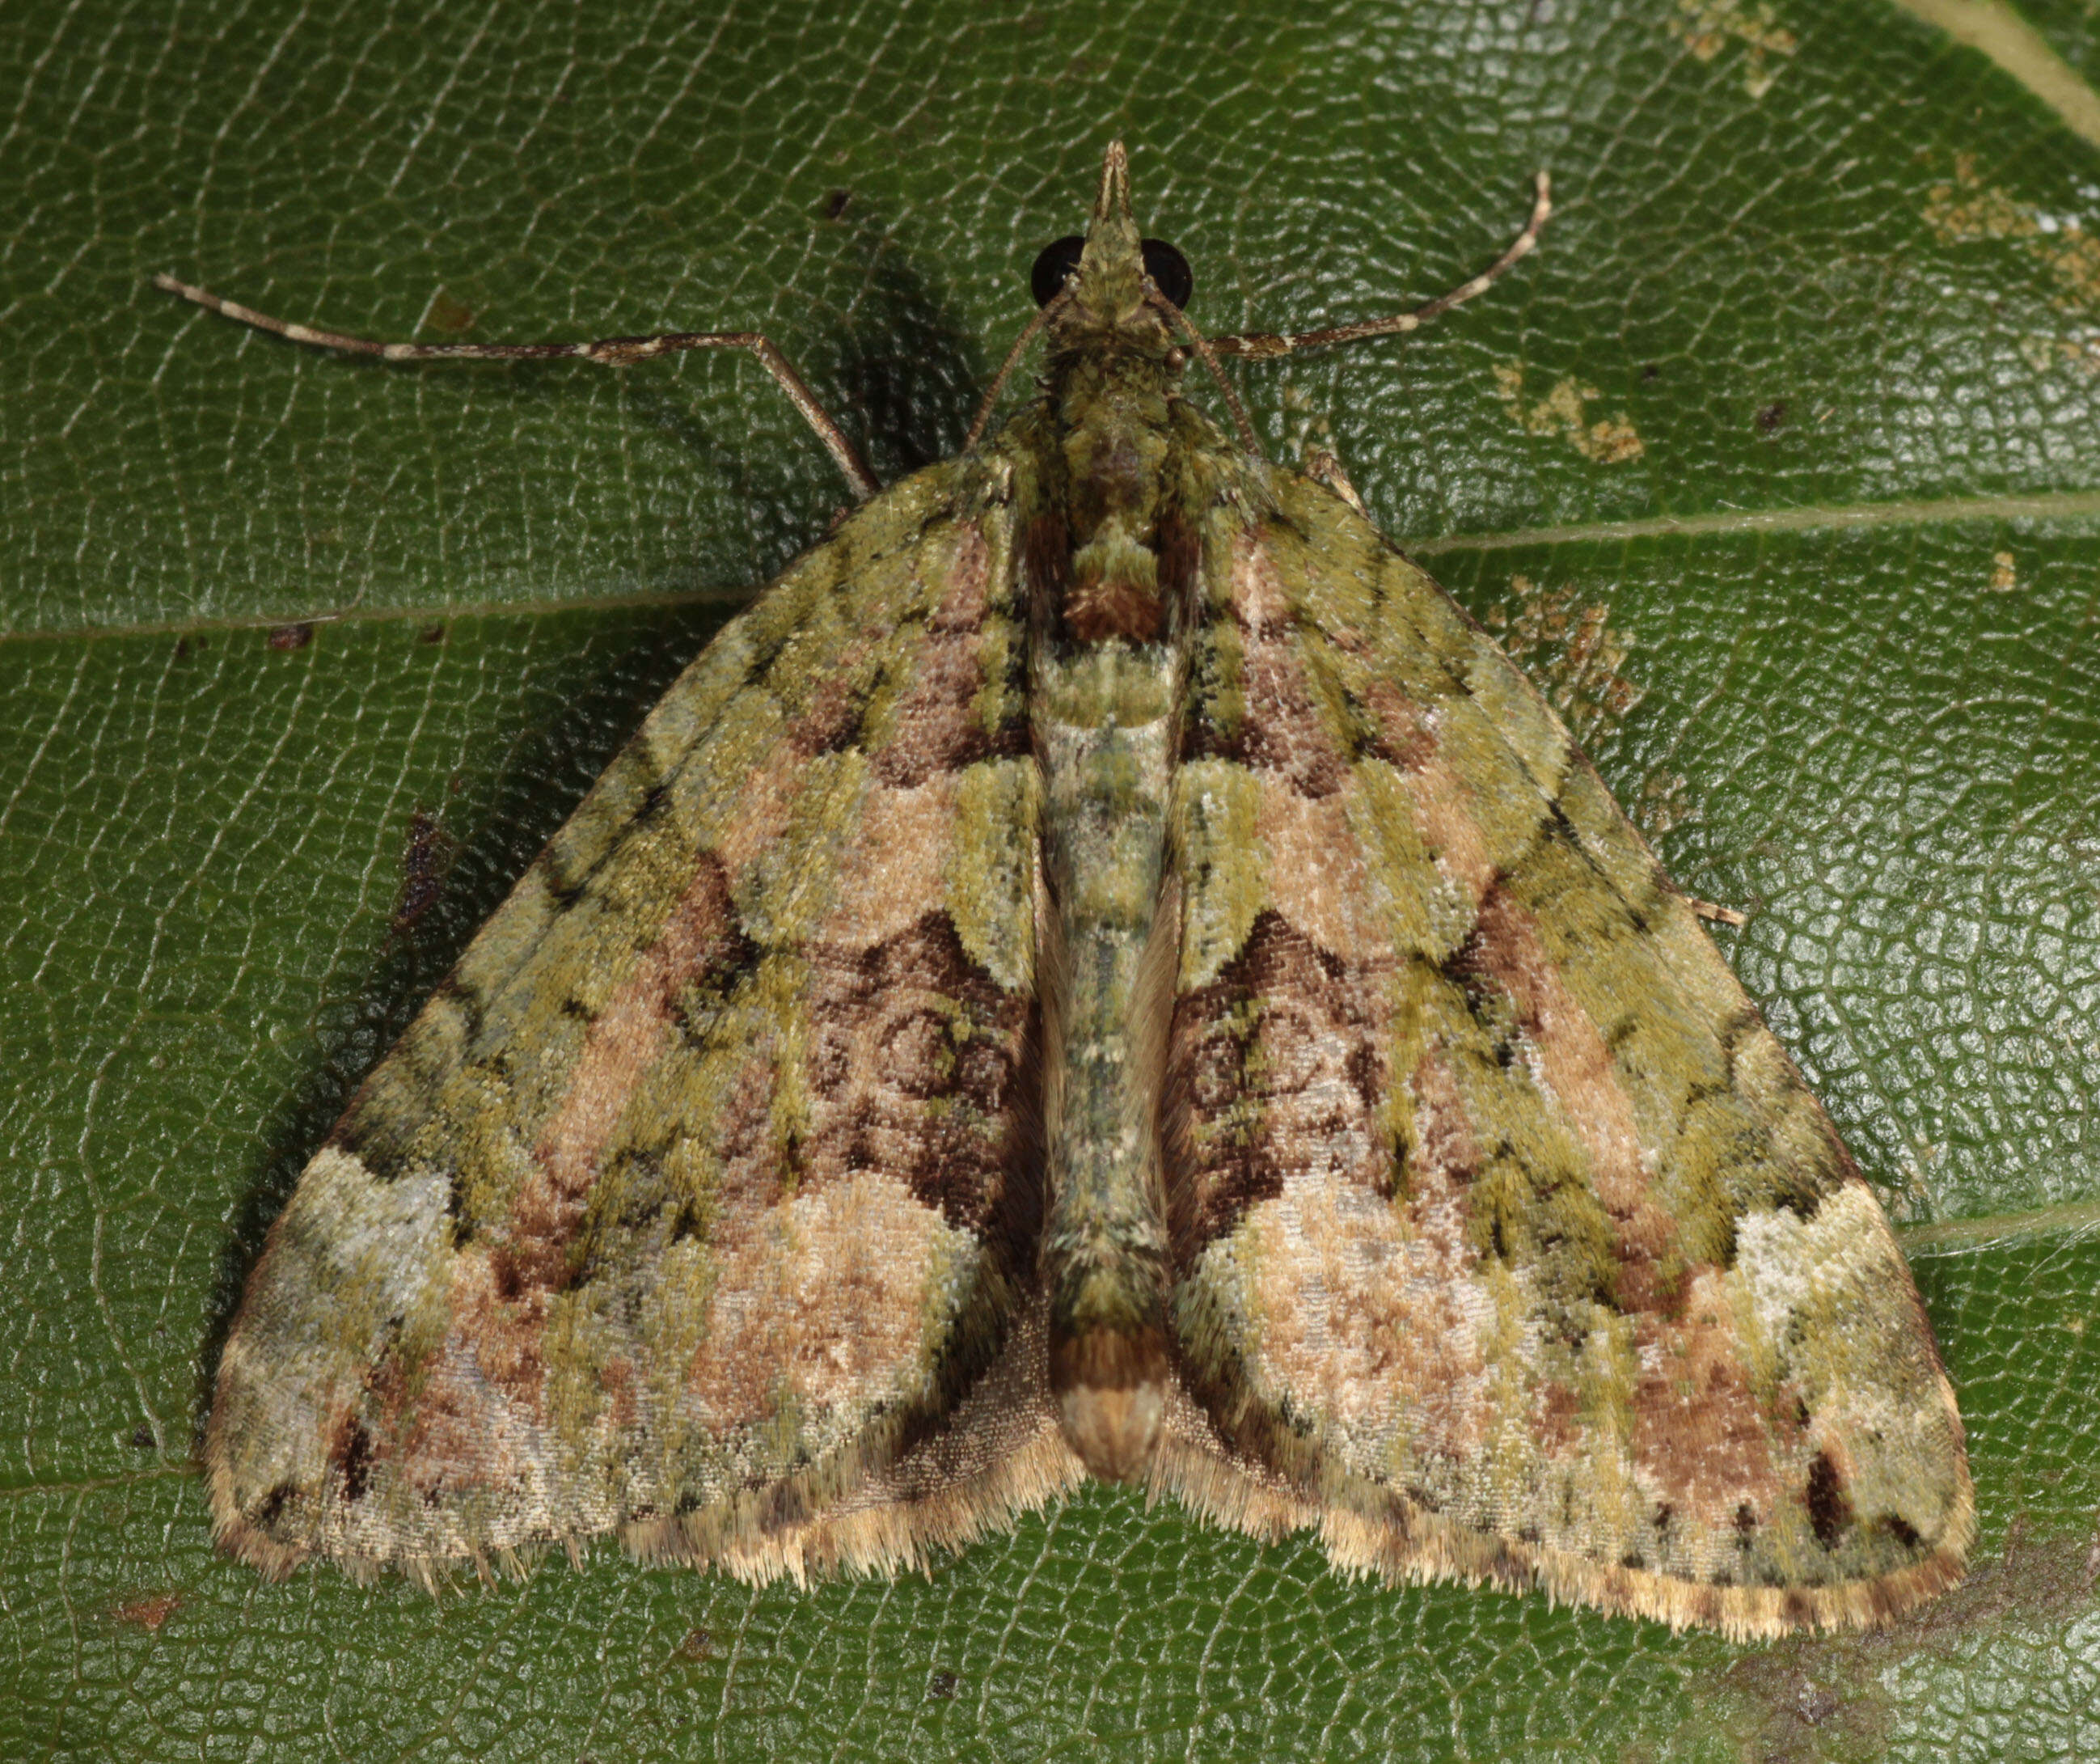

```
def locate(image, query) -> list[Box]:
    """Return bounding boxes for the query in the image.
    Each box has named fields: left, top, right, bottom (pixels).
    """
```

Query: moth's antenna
left=150, top=273, right=881, bottom=501
left=1147, top=290, right=1260, bottom=455
left=1207, top=171, right=1551, bottom=362
left=965, top=290, right=1068, bottom=451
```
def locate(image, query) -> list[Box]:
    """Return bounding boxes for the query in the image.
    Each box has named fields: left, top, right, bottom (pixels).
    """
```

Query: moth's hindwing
left=207, top=463, right=1072, bottom=1582
left=1155, top=467, right=1975, bottom=1639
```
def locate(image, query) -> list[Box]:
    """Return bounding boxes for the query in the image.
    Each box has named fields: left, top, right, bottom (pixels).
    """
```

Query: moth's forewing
left=1153, top=468, right=1972, bottom=1639
left=208, top=469, right=1065, bottom=1580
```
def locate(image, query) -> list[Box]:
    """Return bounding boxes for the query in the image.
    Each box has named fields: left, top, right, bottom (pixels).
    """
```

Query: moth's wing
left=208, top=464, right=1075, bottom=1583
left=1156, top=467, right=1973, bottom=1637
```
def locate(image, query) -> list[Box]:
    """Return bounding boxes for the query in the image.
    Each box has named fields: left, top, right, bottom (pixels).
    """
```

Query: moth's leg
left=151, top=273, right=880, bottom=501
left=1207, top=171, right=1551, bottom=362
left=1301, top=446, right=1368, bottom=516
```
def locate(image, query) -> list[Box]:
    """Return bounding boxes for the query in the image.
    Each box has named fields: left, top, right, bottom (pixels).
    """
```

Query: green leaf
left=4, top=0, right=2098, bottom=1757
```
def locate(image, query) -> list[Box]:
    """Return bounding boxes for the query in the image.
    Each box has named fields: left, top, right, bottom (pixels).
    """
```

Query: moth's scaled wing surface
left=187, top=136, right=1972, bottom=1635
left=1152, top=462, right=1975, bottom=1638
left=205, top=463, right=1073, bottom=1583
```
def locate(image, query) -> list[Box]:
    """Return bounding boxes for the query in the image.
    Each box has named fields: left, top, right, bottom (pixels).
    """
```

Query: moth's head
left=1030, top=141, right=1192, bottom=348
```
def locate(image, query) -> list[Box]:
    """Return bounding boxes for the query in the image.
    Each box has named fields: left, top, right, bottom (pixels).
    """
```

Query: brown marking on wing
left=715, top=620, right=919, bottom=879
left=1396, top=744, right=1499, bottom=905
left=386, top=1253, right=550, bottom=1502
left=1622, top=1268, right=1789, bottom=1538
left=874, top=522, right=1022, bottom=785
left=1229, top=530, right=1293, bottom=631
left=1024, top=507, right=1069, bottom=611
left=1156, top=493, right=1201, bottom=627
left=1253, top=786, right=1385, bottom=962
left=1804, top=1447, right=1857, bottom=1550
left=1408, top=1047, right=1484, bottom=1195
left=1233, top=642, right=1348, bottom=796
left=715, top=726, right=826, bottom=879
left=1184, top=534, right=1349, bottom=794
left=801, top=911, right=1036, bottom=1237
left=1240, top=1187, right=1494, bottom=1467
left=1459, top=882, right=1684, bottom=1312
left=1233, top=1051, right=1493, bottom=1466
left=823, top=780, right=958, bottom=950
left=1533, top=1380, right=1582, bottom=1454
left=457, top=1248, right=550, bottom=1402
left=705, top=1047, right=792, bottom=1247
left=682, top=1170, right=956, bottom=1437
left=390, top=857, right=750, bottom=1457
left=505, top=856, right=743, bottom=1296
left=1357, top=678, right=1438, bottom=771
left=1164, top=912, right=1391, bottom=1258
left=1064, top=571, right=1164, bottom=644
left=600, top=1356, right=639, bottom=1430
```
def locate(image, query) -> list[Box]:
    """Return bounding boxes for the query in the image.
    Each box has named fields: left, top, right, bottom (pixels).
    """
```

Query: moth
left=162, top=143, right=1971, bottom=1637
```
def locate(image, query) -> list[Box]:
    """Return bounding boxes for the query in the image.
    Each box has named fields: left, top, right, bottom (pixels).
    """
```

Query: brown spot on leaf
left=112, top=1593, right=181, bottom=1632
left=1482, top=574, right=1643, bottom=746
left=1756, top=399, right=1788, bottom=434
left=393, top=807, right=460, bottom=934
left=426, top=290, right=477, bottom=334
left=267, top=622, right=313, bottom=651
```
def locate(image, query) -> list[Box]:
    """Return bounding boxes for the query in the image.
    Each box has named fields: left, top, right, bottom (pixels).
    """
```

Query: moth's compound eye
left=1030, top=236, right=1085, bottom=307
left=1141, top=239, right=1194, bottom=309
